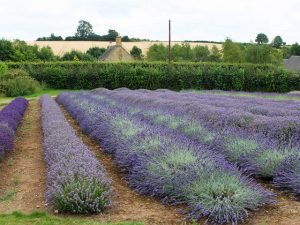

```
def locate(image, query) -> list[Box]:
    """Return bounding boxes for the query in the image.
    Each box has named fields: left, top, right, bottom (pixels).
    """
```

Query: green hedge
left=7, top=61, right=300, bottom=92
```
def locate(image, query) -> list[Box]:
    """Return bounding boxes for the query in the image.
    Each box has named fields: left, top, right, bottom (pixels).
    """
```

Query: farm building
left=99, top=36, right=134, bottom=61
left=284, top=55, right=300, bottom=72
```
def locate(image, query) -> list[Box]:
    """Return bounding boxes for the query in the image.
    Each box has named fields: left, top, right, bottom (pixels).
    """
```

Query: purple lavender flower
left=40, top=95, right=112, bottom=214
left=57, top=91, right=273, bottom=224
left=0, top=98, right=28, bottom=156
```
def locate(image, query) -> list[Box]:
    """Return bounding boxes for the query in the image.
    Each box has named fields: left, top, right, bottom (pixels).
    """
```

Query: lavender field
left=55, top=88, right=300, bottom=224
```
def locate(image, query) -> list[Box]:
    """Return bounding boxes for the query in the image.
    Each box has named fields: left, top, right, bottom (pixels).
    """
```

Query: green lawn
left=0, top=211, right=143, bottom=225
left=0, top=89, right=78, bottom=107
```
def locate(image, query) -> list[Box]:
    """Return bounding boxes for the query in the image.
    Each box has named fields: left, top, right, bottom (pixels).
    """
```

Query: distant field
left=26, top=41, right=222, bottom=56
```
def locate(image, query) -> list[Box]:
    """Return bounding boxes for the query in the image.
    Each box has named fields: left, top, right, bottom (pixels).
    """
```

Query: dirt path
left=60, top=105, right=188, bottom=225
left=0, top=101, right=46, bottom=212
left=245, top=189, right=300, bottom=225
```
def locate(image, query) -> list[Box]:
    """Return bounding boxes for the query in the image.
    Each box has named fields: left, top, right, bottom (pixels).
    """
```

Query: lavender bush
left=89, top=89, right=300, bottom=180
left=0, top=98, right=28, bottom=157
left=57, top=91, right=273, bottom=224
left=40, top=95, right=111, bottom=214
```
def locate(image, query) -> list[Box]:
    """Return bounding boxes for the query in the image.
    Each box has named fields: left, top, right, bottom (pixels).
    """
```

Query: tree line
left=1, top=32, right=300, bottom=63
left=146, top=33, right=300, bottom=64
left=0, top=38, right=143, bottom=61
left=36, top=20, right=150, bottom=42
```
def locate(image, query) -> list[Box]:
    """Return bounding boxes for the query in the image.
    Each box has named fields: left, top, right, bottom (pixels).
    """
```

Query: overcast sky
left=0, top=0, right=299, bottom=44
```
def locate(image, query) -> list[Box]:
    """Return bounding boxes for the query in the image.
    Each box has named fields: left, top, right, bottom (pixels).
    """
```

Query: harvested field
left=27, top=41, right=222, bottom=56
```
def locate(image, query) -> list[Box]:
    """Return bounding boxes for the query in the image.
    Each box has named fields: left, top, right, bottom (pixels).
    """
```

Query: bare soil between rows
left=0, top=100, right=299, bottom=225
left=0, top=101, right=46, bottom=212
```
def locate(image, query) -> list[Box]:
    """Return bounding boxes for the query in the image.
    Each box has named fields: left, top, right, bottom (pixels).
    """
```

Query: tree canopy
left=75, top=20, right=94, bottom=38
left=255, top=33, right=269, bottom=44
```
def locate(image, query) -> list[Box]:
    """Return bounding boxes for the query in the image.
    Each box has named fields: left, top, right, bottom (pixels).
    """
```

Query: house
left=99, top=36, right=134, bottom=61
left=284, top=56, right=300, bottom=73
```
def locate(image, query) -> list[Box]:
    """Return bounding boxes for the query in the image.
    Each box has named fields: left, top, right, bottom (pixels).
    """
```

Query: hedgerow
left=7, top=61, right=299, bottom=92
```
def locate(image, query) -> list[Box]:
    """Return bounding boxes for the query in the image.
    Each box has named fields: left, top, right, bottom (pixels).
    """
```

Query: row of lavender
left=57, top=91, right=273, bottom=225
left=91, top=88, right=300, bottom=197
left=0, top=98, right=28, bottom=157
left=102, top=88, right=300, bottom=145
left=40, top=95, right=112, bottom=214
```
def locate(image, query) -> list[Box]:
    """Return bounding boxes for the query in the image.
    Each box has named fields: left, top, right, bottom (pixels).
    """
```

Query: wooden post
left=168, top=19, right=171, bottom=64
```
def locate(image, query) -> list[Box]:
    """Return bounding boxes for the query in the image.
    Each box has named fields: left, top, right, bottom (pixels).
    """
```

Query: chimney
left=116, top=34, right=122, bottom=46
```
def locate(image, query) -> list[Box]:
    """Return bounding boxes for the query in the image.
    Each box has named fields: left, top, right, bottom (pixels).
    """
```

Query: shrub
left=7, top=61, right=299, bottom=93
left=0, top=69, right=41, bottom=97
left=0, top=62, right=8, bottom=75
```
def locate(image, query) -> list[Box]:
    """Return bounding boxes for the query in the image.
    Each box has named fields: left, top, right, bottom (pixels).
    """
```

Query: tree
left=130, top=46, right=143, bottom=60
left=10, top=40, right=39, bottom=61
left=36, top=33, right=63, bottom=41
left=255, top=33, right=269, bottom=44
left=222, top=38, right=244, bottom=63
left=193, top=45, right=210, bottom=62
left=244, top=44, right=273, bottom=64
left=75, top=20, right=93, bottom=39
left=146, top=44, right=167, bottom=61
left=209, top=45, right=222, bottom=62
left=86, top=47, right=106, bottom=59
left=107, top=29, right=118, bottom=41
left=171, top=43, right=194, bottom=61
left=290, top=43, right=300, bottom=56
left=272, top=36, right=284, bottom=48
left=0, top=39, right=13, bottom=61
left=37, top=46, right=55, bottom=61
left=122, top=36, right=130, bottom=42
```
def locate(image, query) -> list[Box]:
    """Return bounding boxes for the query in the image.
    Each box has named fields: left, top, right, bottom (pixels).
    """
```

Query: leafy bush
left=0, top=69, right=40, bottom=97
left=0, top=62, right=8, bottom=75
left=7, top=61, right=299, bottom=92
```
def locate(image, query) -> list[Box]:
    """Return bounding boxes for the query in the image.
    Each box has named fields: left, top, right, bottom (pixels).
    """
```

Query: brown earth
left=0, top=101, right=46, bottom=212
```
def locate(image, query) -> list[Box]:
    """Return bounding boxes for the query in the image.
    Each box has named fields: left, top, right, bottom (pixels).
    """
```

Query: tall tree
left=222, top=38, right=244, bottom=63
left=290, top=43, right=300, bottom=56
left=209, top=45, right=222, bottom=62
left=75, top=20, right=93, bottom=38
left=0, top=39, right=13, bottom=61
left=193, top=45, right=210, bottom=62
left=147, top=44, right=167, bottom=61
left=130, top=46, right=143, bottom=60
left=272, top=36, right=284, bottom=48
left=255, top=33, right=269, bottom=44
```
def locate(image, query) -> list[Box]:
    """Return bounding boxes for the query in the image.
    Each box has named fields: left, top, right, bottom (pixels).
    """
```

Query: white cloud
left=0, top=0, right=299, bottom=43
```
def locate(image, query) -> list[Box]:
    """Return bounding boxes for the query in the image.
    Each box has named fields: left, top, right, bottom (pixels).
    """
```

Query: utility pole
left=168, top=19, right=171, bottom=64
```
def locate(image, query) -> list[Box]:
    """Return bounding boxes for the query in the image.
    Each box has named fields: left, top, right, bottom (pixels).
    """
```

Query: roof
left=99, top=45, right=134, bottom=62
left=284, top=56, right=300, bottom=72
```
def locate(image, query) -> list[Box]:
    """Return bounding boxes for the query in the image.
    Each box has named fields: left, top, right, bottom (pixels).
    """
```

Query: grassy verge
left=0, top=89, right=78, bottom=107
left=0, top=211, right=143, bottom=225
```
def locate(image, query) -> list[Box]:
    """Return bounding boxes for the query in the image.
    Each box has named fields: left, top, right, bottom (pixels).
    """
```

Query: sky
left=0, top=0, right=299, bottom=44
